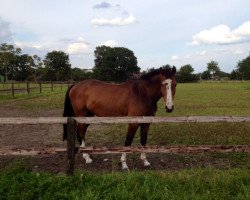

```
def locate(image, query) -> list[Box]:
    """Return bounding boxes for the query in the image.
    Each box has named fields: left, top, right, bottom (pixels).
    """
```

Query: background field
left=0, top=81, right=250, bottom=199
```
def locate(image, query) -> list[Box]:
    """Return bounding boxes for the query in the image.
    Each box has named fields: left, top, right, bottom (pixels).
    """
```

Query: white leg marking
left=83, top=153, right=93, bottom=164
left=80, top=140, right=86, bottom=148
left=121, top=153, right=129, bottom=170
left=140, top=152, right=151, bottom=167
left=80, top=140, right=92, bottom=164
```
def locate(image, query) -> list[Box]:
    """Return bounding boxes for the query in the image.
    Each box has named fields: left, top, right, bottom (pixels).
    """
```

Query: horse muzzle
left=165, top=106, right=174, bottom=113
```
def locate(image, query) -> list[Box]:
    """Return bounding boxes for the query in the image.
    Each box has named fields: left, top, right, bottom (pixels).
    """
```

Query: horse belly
left=87, top=97, right=128, bottom=117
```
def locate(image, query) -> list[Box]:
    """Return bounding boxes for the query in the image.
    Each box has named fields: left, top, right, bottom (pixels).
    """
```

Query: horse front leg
left=140, top=123, right=151, bottom=167
left=77, top=123, right=92, bottom=164
left=121, top=124, right=139, bottom=170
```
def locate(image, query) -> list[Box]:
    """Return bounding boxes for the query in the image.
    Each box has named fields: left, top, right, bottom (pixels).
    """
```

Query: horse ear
left=172, top=66, right=176, bottom=75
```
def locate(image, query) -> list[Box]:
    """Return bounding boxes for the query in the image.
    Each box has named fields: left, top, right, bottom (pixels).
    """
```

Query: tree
left=230, top=69, right=241, bottom=80
left=0, top=43, right=22, bottom=81
left=43, top=51, right=71, bottom=81
left=201, top=70, right=211, bottom=80
left=14, top=54, right=33, bottom=81
left=207, top=60, right=220, bottom=77
left=237, top=55, right=250, bottom=80
left=71, top=68, right=92, bottom=81
left=176, top=64, right=199, bottom=83
left=31, top=55, right=43, bottom=82
left=92, top=45, right=140, bottom=82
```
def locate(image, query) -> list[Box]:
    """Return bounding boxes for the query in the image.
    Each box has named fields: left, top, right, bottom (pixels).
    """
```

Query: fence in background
left=0, top=81, right=76, bottom=97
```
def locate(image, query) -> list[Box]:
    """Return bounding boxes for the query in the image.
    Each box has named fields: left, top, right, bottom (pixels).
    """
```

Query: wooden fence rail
left=1, top=116, right=250, bottom=125
left=0, top=82, right=75, bottom=97
left=1, top=116, right=250, bottom=175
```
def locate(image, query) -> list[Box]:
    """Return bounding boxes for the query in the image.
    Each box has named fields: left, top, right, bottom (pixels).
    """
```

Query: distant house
left=0, top=75, right=4, bottom=82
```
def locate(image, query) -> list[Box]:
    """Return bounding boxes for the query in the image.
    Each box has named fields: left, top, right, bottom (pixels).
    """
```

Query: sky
left=0, top=0, right=250, bottom=73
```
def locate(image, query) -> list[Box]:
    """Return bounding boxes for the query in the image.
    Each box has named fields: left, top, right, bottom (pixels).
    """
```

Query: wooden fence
left=0, top=82, right=75, bottom=97
left=0, top=116, right=250, bottom=175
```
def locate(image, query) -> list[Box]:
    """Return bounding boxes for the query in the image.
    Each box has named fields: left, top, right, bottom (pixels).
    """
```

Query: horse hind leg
left=140, top=124, right=151, bottom=167
left=77, top=123, right=92, bottom=164
left=77, top=110, right=94, bottom=164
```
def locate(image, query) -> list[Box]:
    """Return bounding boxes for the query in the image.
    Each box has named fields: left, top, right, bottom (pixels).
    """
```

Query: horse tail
left=63, top=84, right=75, bottom=141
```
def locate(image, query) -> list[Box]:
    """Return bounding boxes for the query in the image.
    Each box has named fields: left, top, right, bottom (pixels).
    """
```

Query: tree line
left=0, top=43, right=249, bottom=83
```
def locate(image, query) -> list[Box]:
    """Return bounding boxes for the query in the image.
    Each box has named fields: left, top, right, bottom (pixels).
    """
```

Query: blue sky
left=0, top=0, right=250, bottom=72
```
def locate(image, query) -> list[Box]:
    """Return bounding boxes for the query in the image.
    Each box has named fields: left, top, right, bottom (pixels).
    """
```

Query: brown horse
left=63, top=66, right=177, bottom=170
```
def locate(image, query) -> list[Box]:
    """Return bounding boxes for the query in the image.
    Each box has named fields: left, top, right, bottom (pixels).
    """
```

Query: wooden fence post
left=11, top=83, right=14, bottom=98
left=51, top=83, right=54, bottom=92
left=66, top=117, right=76, bottom=175
left=39, top=83, right=42, bottom=93
left=27, top=82, right=30, bottom=95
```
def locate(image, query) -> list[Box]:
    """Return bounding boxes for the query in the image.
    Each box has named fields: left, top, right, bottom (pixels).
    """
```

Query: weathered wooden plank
left=0, top=145, right=249, bottom=155
left=0, top=116, right=250, bottom=124
left=0, top=116, right=250, bottom=125
left=66, top=117, right=76, bottom=175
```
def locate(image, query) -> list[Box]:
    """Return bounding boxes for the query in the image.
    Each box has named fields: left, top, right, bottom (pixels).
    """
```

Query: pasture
left=0, top=81, right=250, bottom=199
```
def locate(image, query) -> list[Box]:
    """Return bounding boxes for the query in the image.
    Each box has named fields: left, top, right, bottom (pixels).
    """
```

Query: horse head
left=160, top=66, right=177, bottom=113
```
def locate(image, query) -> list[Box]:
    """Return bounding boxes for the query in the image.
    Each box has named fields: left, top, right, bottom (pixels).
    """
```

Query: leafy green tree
left=201, top=70, right=211, bottom=80
left=0, top=43, right=22, bottom=81
left=43, top=51, right=71, bottom=81
left=237, top=55, right=250, bottom=80
left=230, top=69, right=241, bottom=80
left=71, top=68, right=92, bottom=81
left=14, top=54, right=33, bottom=81
left=177, top=64, right=199, bottom=83
left=92, top=45, right=140, bottom=82
left=207, top=60, right=220, bottom=76
left=31, top=55, right=43, bottom=82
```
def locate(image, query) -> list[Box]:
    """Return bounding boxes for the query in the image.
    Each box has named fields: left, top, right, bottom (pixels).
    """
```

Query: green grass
left=0, top=163, right=249, bottom=200
left=158, top=81, right=250, bottom=116
left=0, top=86, right=68, bottom=110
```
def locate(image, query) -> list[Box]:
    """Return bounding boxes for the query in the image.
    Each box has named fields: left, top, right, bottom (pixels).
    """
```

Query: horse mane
left=140, top=67, right=173, bottom=80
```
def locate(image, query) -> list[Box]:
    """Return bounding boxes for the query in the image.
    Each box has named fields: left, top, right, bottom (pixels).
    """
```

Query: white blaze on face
left=162, top=79, right=173, bottom=110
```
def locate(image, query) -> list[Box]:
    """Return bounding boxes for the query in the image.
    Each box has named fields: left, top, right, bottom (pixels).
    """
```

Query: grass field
left=0, top=81, right=250, bottom=199
left=1, top=81, right=250, bottom=115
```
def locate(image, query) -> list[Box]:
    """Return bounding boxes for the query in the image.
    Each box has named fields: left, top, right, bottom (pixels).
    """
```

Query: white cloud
left=91, top=14, right=137, bottom=27
left=233, top=21, right=250, bottom=37
left=67, top=37, right=89, bottom=55
left=190, top=21, right=250, bottom=45
left=15, top=41, right=47, bottom=51
left=101, top=40, right=118, bottom=47
left=199, top=50, right=207, bottom=56
left=171, top=55, right=179, bottom=60
left=234, top=49, right=244, bottom=55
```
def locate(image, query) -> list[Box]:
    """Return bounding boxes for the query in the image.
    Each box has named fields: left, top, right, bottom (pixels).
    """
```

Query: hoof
left=85, top=158, right=93, bottom=164
left=122, top=167, right=130, bottom=171
left=144, top=161, right=151, bottom=167
left=82, top=153, right=92, bottom=164
left=144, top=163, right=151, bottom=169
left=121, top=163, right=129, bottom=171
